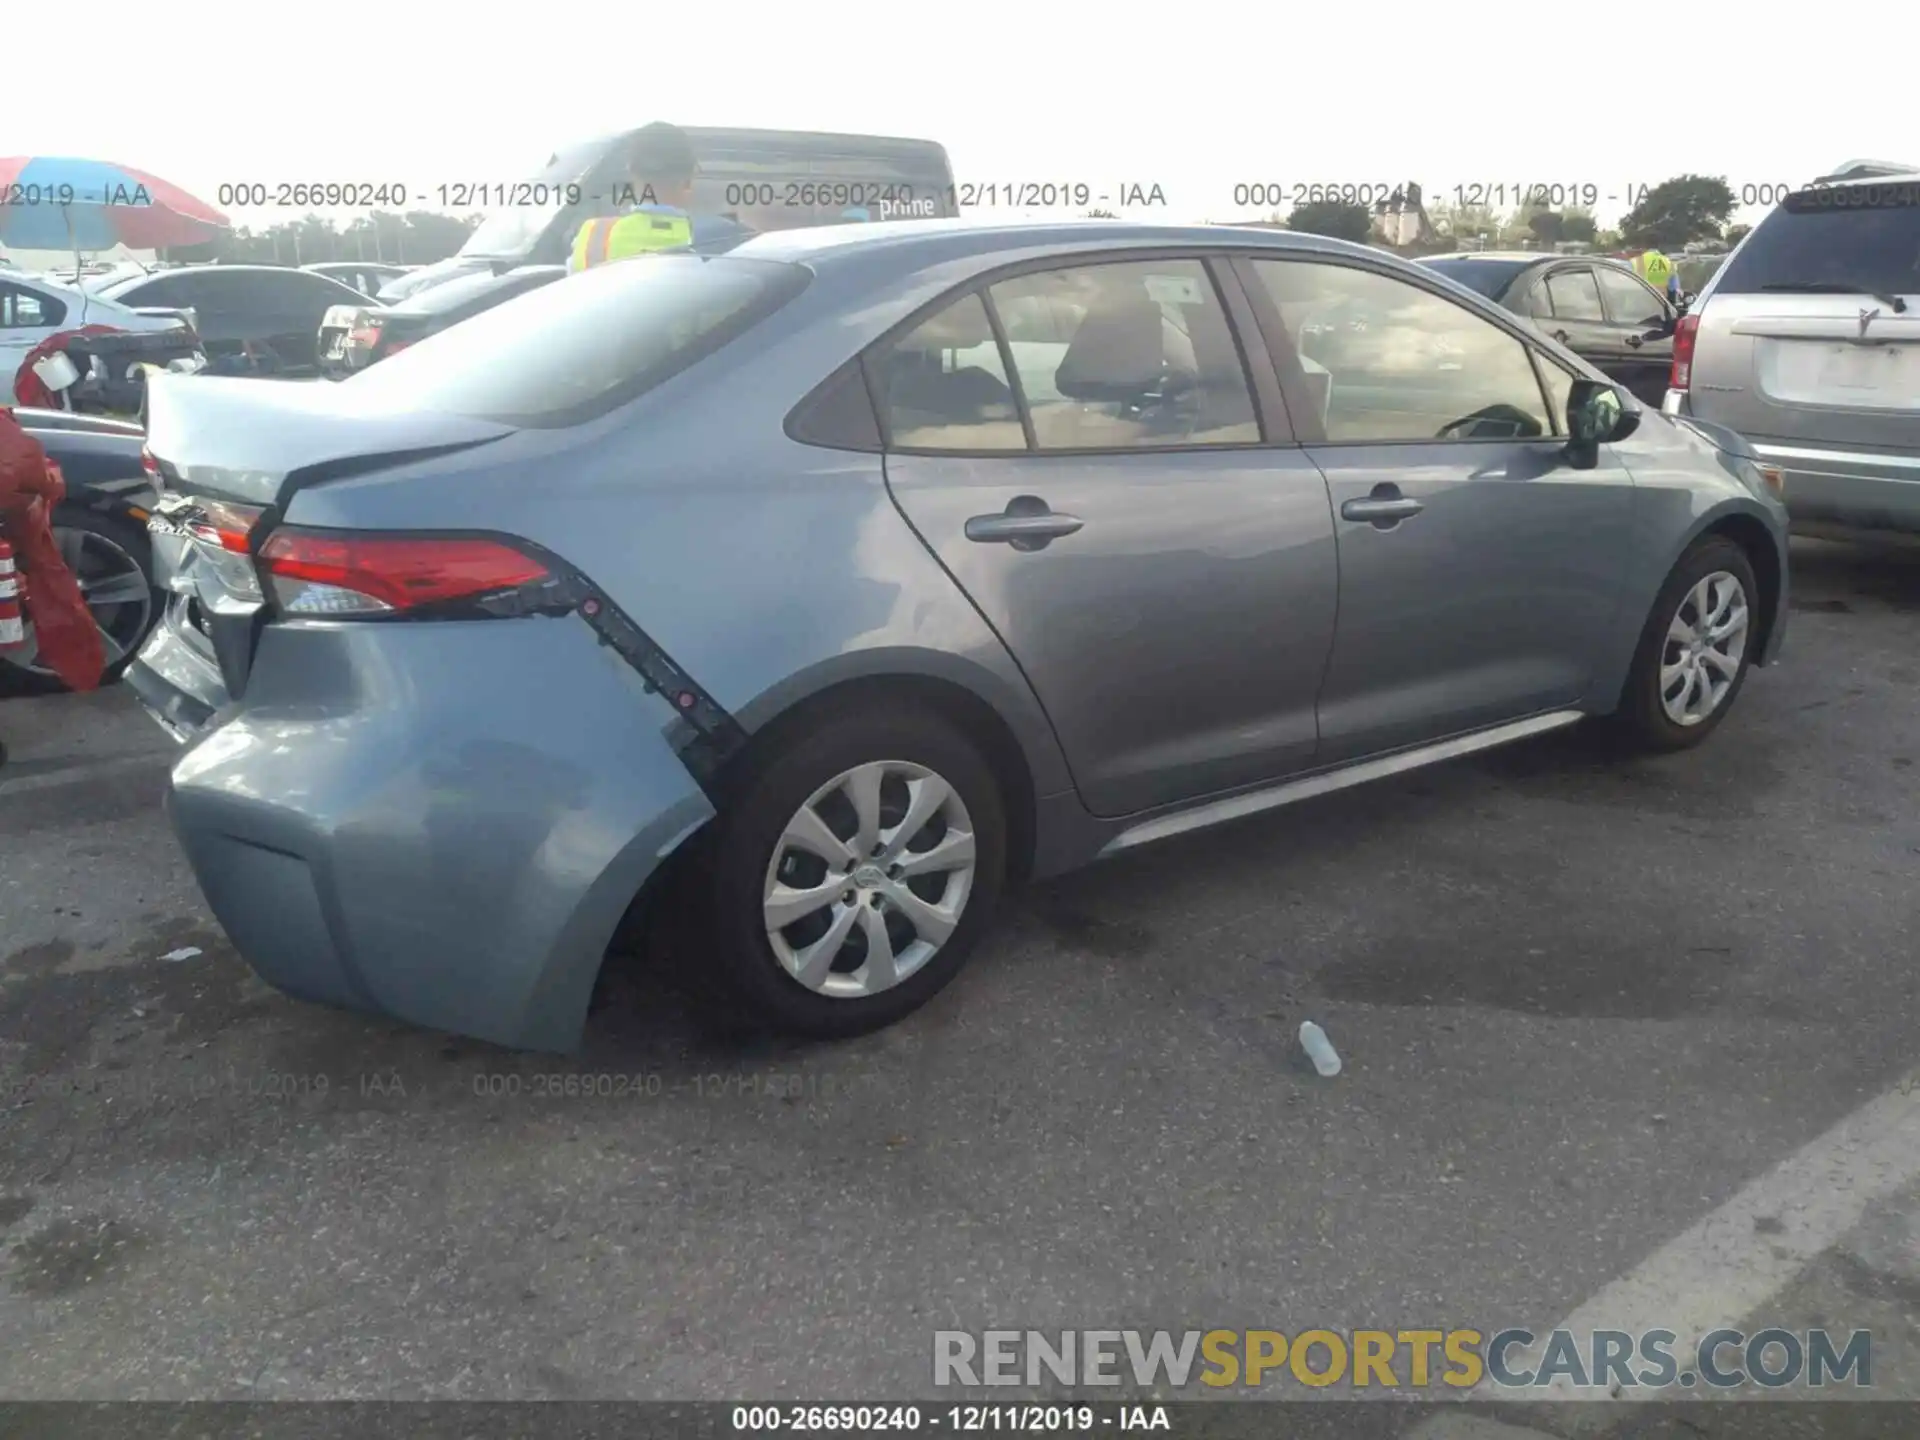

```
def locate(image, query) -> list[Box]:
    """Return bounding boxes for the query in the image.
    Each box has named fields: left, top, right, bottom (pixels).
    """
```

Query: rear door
left=1534, top=265, right=1617, bottom=372
left=874, top=252, right=1340, bottom=818
left=1240, top=254, right=1636, bottom=763
left=1593, top=263, right=1676, bottom=404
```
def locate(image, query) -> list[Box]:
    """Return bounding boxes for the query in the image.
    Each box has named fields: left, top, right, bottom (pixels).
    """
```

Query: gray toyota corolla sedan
left=128, top=220, right=1790, bottom=1051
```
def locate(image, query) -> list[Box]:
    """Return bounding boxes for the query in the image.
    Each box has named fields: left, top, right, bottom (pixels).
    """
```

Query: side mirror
left=1565, top=379, right=1635, bottom=468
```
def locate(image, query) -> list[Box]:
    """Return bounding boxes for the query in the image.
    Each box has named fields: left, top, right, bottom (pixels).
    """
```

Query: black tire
left=700, top=704, right=1008, bottom=1038
left=1611, top=534, right=1759, bottom=752
left=0, top=506, right=158, bottom=695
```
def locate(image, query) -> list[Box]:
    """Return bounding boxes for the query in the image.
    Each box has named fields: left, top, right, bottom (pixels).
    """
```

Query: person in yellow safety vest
left=568, top=122, right=755, bottom=273
left=1632, top=248, right=1681, bottom=302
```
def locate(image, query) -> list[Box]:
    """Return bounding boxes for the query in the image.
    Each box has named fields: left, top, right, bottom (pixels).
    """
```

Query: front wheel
left=1611, top=535, right=1759, bottom=751
left=702, top=705, right=1008, bottom=1038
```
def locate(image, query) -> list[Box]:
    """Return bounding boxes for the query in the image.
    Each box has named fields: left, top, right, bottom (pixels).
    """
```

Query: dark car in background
left=1420, top=252, right=1681, bottom=404
left=0, top=409, right=160, bottom=692
left=305, top=262, right=414, bottom=299
left=97, top=265, right=372, bottom=379
left=318, top=265, right=566, bottom=377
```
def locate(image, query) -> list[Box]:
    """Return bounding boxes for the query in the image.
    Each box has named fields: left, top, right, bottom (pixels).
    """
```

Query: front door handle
left=1341, top=496, right=1425, bottom=523
left=1624, top=333, right=1644, bottom=348
left=1553, top=329, right=1571, bottom=345
left=965, top=497, right=1084, bottom=551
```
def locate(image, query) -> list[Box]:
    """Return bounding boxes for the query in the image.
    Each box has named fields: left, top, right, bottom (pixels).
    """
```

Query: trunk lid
left=1688, top=295, right=1920, bottom=448
left=143, top=372, right=516, bottom=507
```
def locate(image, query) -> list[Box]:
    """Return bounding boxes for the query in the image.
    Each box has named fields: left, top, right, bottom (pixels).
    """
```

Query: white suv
left=1664, top=160, right=1920, bottom=539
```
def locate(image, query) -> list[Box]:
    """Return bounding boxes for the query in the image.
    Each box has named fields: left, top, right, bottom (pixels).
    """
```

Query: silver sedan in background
left=127, top=220, right=1790, bottom=1050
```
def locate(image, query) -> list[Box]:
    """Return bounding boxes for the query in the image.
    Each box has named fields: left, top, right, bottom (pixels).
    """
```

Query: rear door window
left=868, top=292, right=1026, bottom=451
left=987, top=259, right=1261, bottom=449
left=1, top=284, right=64, bottom=328
left=1544, top=269, right=1604, bottom=320
left=1715, top=187, right=1920, bottom=296
left=340, top=254, right=809, bottom=427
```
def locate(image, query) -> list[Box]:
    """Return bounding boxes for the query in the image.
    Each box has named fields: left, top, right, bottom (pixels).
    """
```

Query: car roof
left=731, top=218, right=1389, bottom=269
left=1421, top=250, right=1553, bottom=263
left=1814, top=159, right=1920, bottom=183
left=105, top=264, right=361, bottom=292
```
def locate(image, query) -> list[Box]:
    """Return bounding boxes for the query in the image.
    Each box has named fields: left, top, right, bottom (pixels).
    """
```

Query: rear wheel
left=702, top=706, right=1007, bottom=1037
left=1612, top=535, right=1758, bottom=751
left=0, top=507, right=158, bottom=694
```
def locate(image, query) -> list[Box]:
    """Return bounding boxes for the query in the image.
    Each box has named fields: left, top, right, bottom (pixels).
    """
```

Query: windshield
left=1715, top=186, right=1920, bottom=297
left=341, top=254, right=808, bottom=427
left=1419, top=258, right=1531, bottom=300
left=457, top=139, right=613, bottom=259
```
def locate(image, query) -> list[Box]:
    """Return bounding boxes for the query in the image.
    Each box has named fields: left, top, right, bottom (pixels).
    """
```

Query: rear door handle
left=965, top=499, right=1084, bottom=550
left=1341, top=497, right=1424, bottom=523
left=1624, top=333, right=1644, bottom=348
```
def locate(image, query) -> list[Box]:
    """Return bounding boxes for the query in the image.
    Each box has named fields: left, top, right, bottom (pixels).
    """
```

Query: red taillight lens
left=140, top=444, right=158, bottom=476
left=1670, top=314, right=1700, bottom=392
left=257, top=529, right=551, bottom=616
left=187, top=500, right=264, bottom=553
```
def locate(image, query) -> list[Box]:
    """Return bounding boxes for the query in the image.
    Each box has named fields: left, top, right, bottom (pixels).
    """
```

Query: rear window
left=1419, top=258, right=1531, bottom=299
left=339, top=255, right=809, bottom=427
left=1715, top=185, right=1920, bottom=296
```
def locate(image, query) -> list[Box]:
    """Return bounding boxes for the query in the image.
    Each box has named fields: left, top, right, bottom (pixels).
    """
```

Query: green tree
left=1621, top=175, right=1736, bottom=250
left=1427, top=200, right=1499, bottom=247
left=1526, top=208, right=1565, bottom=245
left=1560, top=207, right=1598, bottom=243
left=1285, top=198, right=1373, bottom=244
left=1723, top=221, right=1752, bottom=248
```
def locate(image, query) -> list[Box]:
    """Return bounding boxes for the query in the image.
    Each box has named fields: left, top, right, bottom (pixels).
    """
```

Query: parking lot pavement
left=2, top=538, right=1919, bottom=1406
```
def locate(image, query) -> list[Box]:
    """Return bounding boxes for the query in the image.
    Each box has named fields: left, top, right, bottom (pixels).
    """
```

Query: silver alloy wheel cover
left=14, top=524, right=153, bottom=678
left=1659, top=569, right=1749, bottom=726
left=762, top=758, right=978, bottom=999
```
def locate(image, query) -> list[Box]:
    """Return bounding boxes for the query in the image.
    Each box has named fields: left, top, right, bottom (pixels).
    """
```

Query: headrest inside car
left=1055, top=294, right=1170, bottom=402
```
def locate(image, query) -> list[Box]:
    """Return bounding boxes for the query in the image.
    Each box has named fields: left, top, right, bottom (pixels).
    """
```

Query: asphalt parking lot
left=4, top=538, right=1920, bottom=1427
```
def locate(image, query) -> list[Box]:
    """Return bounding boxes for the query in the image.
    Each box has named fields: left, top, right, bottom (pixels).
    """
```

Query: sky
left=5, top=0, right=1908, bottom=239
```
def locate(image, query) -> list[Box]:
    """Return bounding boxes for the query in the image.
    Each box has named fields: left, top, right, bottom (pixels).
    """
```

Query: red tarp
left=0, top=407, right=105, bottom=690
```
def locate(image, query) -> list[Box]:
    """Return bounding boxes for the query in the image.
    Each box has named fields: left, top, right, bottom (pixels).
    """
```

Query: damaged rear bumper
left=130, top=607, right=715, bottom=1051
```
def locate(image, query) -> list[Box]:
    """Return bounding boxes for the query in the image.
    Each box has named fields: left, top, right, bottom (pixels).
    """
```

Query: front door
left=1594, top=264, right=1676, bottom=404
left=874, top=255, right=1340, bottom=818
left=1241, top=255, right=1637, bottom=764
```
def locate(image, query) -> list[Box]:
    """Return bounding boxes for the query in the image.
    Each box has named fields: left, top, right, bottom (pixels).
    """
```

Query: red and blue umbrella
left=0, top=156, right=229, bottom=251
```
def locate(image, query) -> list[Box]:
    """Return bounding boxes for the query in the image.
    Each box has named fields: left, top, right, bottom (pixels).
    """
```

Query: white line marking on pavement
left=1409, top=1065, right=1920, bottom=1436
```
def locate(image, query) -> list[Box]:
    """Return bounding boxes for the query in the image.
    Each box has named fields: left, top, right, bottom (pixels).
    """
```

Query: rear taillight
left=257, top=529, right=552, bottom=616
left=140, top=444, right=158, bottom=477
left=187, top=500, right=265, bottom=553
left=1670, top=313, right=1700, bottom=392
left=348, top=319, right=384, bottom=348
left=187, top=500, right=269, bottom=600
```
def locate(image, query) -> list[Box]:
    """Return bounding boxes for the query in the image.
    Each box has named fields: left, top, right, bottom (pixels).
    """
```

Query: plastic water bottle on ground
left=1299, top=1021, right=1342, bottom=1077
